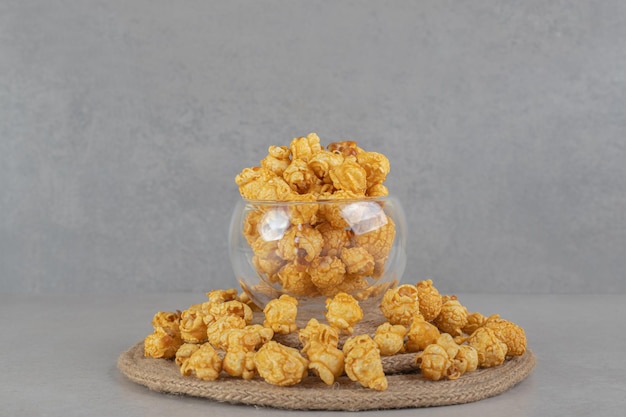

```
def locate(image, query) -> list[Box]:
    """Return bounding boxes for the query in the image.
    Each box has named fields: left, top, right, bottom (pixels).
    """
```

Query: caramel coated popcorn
left=263, top=294, right=298, bottom=334
left=254, top=341, right=309, bottom=386
left=405, top=314, right=440, bottom=352
left=467, top=327, right=508, bottom=368
left=221, top=325, right=274, bottom=380
left=141, top=279, right=528, bottom=391
left=374, top=322, right=407, bottom=356
left=415, top=279, right=443, bottom=322
left=235, top=134, right=396, bottom=301
left=343, top=335, right=388, bottom=391
left=380, top=284, right=420, bottom=326
left=433, top=297, right=468, bottom=337
left=180, top=343, right=223, bottom=381
left=484, top=315, right=527, bottom=356
left=299, top=319, right=344, bottom=385
left=325, top=292, right=363, bottom=334
left=144, top=327, right=182, bottom=359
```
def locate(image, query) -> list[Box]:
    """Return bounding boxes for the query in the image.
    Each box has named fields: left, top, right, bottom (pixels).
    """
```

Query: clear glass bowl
left=228, top=196, right=407, bottom=314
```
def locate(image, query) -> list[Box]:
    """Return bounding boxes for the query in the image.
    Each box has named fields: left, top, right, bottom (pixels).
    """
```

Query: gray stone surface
left=2, top=1, right=625, bottom=294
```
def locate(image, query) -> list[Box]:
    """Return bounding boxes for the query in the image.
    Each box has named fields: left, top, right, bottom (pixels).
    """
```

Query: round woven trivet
left=118, top=339, right=535, bottom=411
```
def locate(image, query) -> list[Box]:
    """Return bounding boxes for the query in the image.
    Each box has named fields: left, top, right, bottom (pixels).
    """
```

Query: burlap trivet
left=118, top=337, right=536, bottom=411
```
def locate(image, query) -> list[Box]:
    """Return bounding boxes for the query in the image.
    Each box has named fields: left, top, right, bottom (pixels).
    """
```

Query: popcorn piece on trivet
left=325, top=292, right=363, bottom=334
left=221, top=325, right=274, bottom=380
left=254, top=341, right=309, bottom=386
left=144, top=327, right=182, bottom=359
left=298, top=319, right=344, bottom=385
left=263, top=294, right=299, bottom=334
left=415, top=343, right=456, bottom=381
left=180, top=343, right=222, bottom=381
left=179, top=308, right=209, bottom=344
left=175, top=343, right=200, bottom=368
left=373, top=322, right=407, bottom=356
left=415, top=279, right=443, bottom=322
left=206, top=315, right=246, bottom=349
left=467, top=327, right=508, bottom=368
left=150, top=311, right=181, bottom=334
left=343, top=334, right=388, bottom=391
left=433, top=297, right=468, bottom=337
left=405, top=314, right=440, bottom=352
left=484, top=315, right=527, bottom=356
left=380, top=284, right=420, bottom=326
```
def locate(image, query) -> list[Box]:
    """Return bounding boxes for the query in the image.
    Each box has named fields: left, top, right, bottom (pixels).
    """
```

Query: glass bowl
left=228, top=196, right=407, bottom=314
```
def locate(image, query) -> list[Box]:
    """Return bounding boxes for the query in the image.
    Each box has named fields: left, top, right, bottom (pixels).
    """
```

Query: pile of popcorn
left=234, top=133, right=396, bottom=300
left=144, top=279, right=527, bottom=391
left=235, top=132, right=390, bottom=201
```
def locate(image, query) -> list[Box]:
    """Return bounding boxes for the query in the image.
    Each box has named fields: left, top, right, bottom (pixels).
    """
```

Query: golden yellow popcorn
left=366, top=183, right=389, bottom=197
left=263, top=294, right=299, bottom=334
left=325, top=292, right=363, bottom=334
left=208, top=300, right=254, bottom=325
left=353, top=216, right=395, bottom=277
left=260, top=145, right=291, bottom=177
left=180, top=343, right=222, bottom=381
left=274, top=263, right=319, bottom=297
left=415, top=279, right=443, bottom=322
left=277, top=225, right=324, bottom=266
left=206, top=315, right=247, bottom=349
left=433, top=298, right=468, bottom=337
left=405, top=314, right=441, bottom=352
left=462, top=311, right=488, bottom=335
left=298, top=318, right=340, bottom=350
left=144, top=327, right=182, bottom=359
left=254, top=341, right=309, bottom=386
left=290, top=133, right=323, bottom=163
left=179, top=309, right=209, bottom=344
left=175, top=343, right=200, bottom=368
left=220, top=326, right=274, bottom=380
left=205, top=288, right=239, bottom=305
left=373, top=322, right=407, bottom=356
left=454, top=345, right=479, bottom=375
left=242, top=210, right=262, bottom=245
left=308, top=255, right=346, bottom=291
left=340, top=246, right=375, bottom=276
left=343, top=334, right=388, bottom=391
left=150, top=311, right=181, bottom=334
left=251, top=238, right=284, bottom=277
left=236, top=167, right=292, bottom=201
left=434, top=333, right=460, bottom=360
left=308, top=149, right=344, bottom=185
left=467, top=327, right=508, bottom=368
left=283, top=159, right=320, bottom=195
left=329, top=156, right=368, bottom=195
left=380, top=284, right=420, bottom=326
left=327, top=140, right=358, bottom=157
left=299, top=319, right=344, bottom=385
left=356, top=150, right=390, bottom=187
left=484, top=315, right=527, bottom=356
left=415, top=343, right=456, bottom=381
left=315, top=222, right=352, bottom=258
left=286, top=193, right=319, bottom=225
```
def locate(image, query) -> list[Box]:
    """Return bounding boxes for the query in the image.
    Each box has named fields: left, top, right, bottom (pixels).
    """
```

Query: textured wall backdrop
left=2, top=0, right=625, bottom=295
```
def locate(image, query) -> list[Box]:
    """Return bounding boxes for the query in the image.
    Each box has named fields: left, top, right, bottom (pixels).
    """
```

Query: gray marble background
left=2, top=0, right=625, bottom=295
